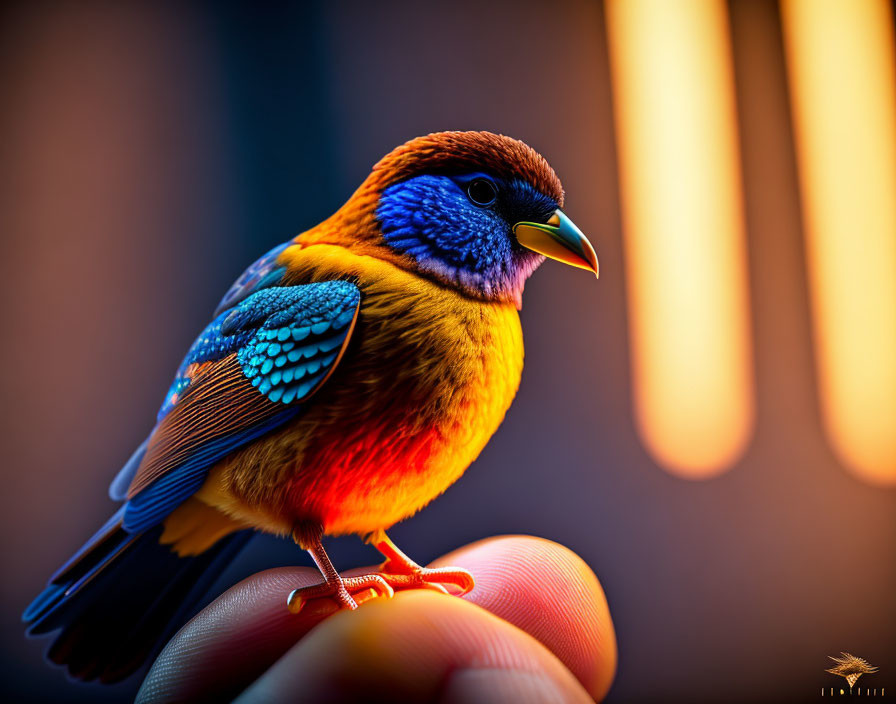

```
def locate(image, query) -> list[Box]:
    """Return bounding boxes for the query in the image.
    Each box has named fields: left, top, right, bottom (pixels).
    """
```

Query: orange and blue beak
left=513, top=210, right=599, bottom=277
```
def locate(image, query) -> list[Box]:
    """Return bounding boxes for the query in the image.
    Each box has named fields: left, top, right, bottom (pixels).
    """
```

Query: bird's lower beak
left=513, top=210, right=599, bottom=277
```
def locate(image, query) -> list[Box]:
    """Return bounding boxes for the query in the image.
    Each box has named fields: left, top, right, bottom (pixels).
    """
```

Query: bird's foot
left=371, top=534, right=475, bottom=596
left=377, top=564, right=475, bottom=596
left=287, top=573, right=394, bottom=614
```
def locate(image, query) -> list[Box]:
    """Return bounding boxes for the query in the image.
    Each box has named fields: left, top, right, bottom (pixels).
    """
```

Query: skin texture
left=136, top=536, right=617, bottom=703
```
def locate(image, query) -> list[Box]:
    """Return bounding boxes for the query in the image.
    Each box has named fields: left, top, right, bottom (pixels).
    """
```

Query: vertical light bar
left=606, top=0, right=754, bottom=478
left=781, top=0, right=896, bottom=486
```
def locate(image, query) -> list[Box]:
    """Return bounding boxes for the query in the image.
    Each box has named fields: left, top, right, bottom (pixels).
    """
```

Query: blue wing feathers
left=158, top=280, right=359, bottom=421
left=48, top=507, right=126, bottom=585
left=120, top=279, right=360, bottom=532
left=109, top=439, right=149, bottom=501
left=213, top=241, right=290, bottom=317
left=239, top=304, right=355, bottom=405
left=27, top=247, right=363, bottom=681
left=26, top=524, right=252, bottom=682
left=156, top=314, right=255, bottom=422
left=121, top=408, right=298, bottom=533
left=22, top=583, right=65, bottom=625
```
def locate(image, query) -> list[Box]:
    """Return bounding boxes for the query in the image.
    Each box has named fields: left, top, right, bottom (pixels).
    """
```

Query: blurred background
left=1, top=0, right=894, bottom=701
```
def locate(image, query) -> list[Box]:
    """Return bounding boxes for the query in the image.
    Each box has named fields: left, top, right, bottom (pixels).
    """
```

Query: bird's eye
left=466, top=178, right=498, bottom=206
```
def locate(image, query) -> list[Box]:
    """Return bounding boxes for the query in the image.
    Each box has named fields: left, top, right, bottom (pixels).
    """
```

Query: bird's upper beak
left=513, top=210, right=599, bottom=277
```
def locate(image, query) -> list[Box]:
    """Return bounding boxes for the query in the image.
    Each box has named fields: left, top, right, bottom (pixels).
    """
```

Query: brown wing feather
left=126, top=356, right=281, bottom=498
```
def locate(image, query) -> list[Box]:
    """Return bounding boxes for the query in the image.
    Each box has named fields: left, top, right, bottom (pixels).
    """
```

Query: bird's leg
left=287, top=522, right=393, bottom=614
left=370, top=531, right=475, bottom=596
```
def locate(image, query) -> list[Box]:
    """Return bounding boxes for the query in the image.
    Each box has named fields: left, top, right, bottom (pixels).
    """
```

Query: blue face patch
left=375, top=173, right=558, bottom=302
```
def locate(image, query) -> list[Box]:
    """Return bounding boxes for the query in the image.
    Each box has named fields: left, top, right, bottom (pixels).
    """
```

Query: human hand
left=136, top=535, right=617, bottom=703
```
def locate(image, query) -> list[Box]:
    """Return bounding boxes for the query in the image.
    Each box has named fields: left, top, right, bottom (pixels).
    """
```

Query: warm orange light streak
left=606, top=0, right=754, bottom=478
left=781, top=0, right=896, bottom=486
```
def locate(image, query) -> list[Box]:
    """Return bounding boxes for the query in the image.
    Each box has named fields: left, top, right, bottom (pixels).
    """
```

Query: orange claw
left=377, top=566, right=475, bottom=596
left=374, top=533, right=475, bottom=596
left=287, top=573, right=394, bottom=614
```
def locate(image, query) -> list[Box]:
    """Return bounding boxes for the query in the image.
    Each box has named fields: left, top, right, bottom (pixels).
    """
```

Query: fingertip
left=137, top=566, right=335, bottom=704
left=234, top=590, right=592, bottom=704
left=138, top=537, right=617, bottom=703
left=431, top=535, right=617, bottom=701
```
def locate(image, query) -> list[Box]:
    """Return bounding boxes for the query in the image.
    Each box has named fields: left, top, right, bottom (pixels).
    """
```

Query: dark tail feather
left=24, top=515, right=251, bottom=683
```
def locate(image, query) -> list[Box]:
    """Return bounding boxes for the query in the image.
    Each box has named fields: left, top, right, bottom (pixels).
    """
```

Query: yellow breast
left=196, top=244, right=525, bottom=537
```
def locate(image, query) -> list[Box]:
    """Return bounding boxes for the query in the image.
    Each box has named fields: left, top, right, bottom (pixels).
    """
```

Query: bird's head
left=314, top=131, right=597, bottom=307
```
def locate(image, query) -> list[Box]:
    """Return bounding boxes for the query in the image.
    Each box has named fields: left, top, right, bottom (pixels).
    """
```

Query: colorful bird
left=23, top=131, right=598, bottom=682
